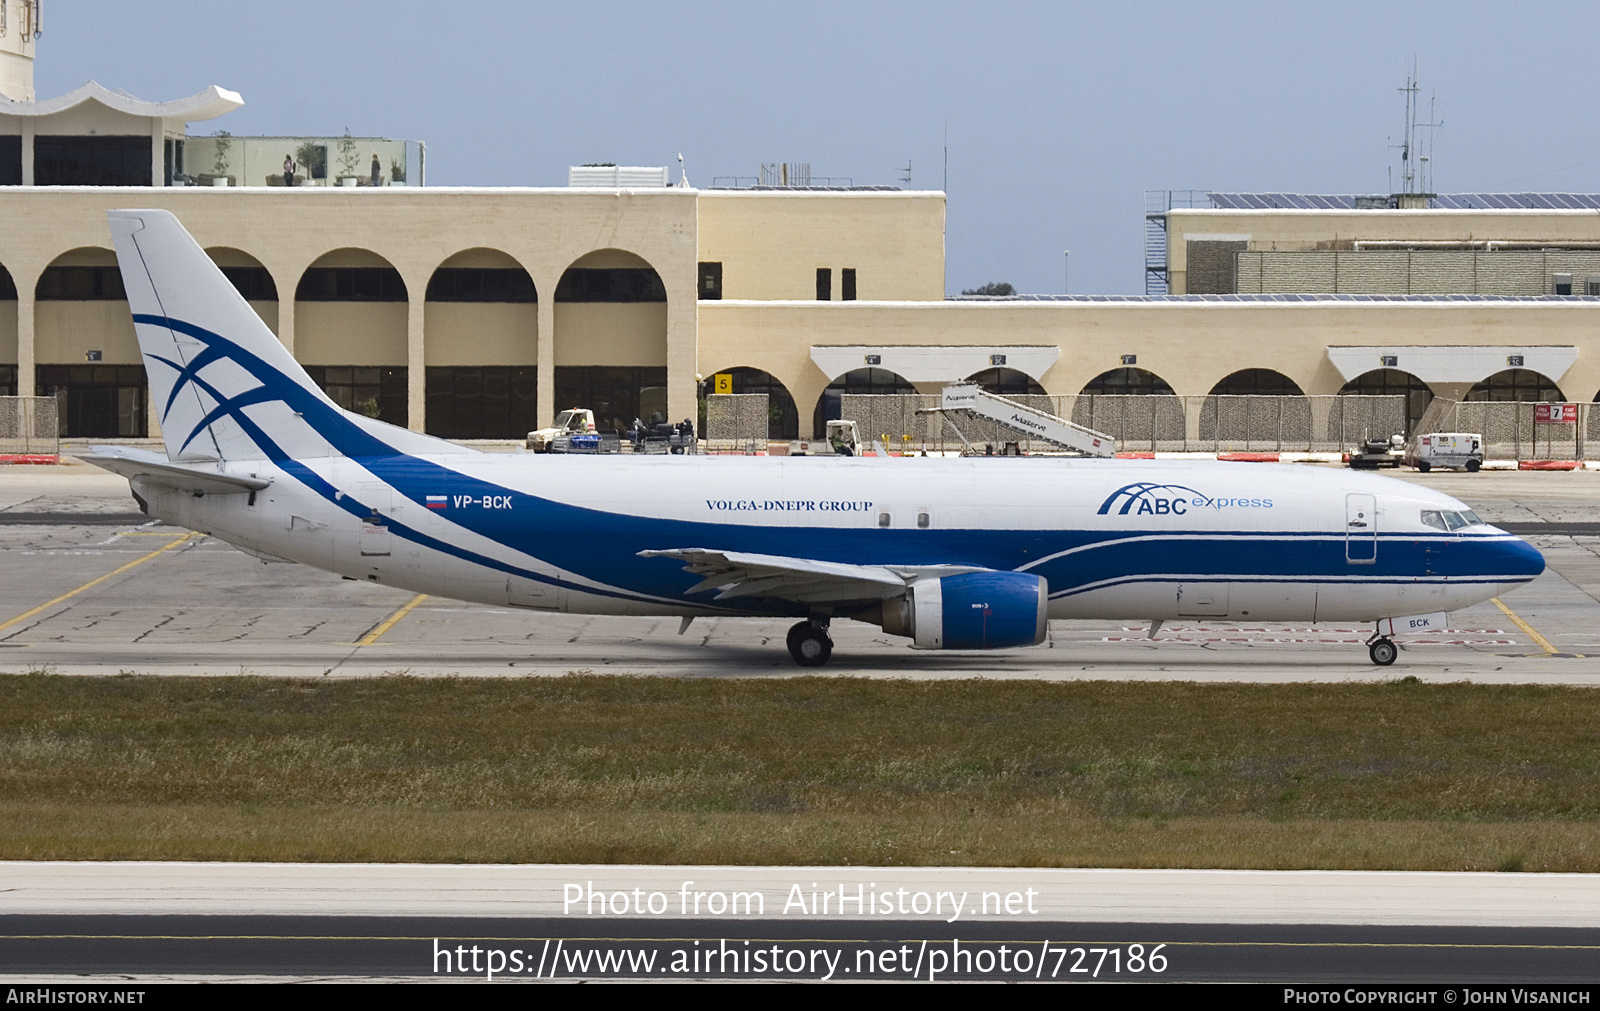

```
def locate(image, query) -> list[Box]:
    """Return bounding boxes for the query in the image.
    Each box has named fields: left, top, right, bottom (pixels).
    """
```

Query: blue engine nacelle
left=896, top=571, right=1048, bottom=650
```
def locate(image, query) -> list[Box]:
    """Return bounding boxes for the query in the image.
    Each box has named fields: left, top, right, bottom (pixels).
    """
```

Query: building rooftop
left=1207, top=192, right=1600, bottom=210
left=0, top=81, right=241, bottom=125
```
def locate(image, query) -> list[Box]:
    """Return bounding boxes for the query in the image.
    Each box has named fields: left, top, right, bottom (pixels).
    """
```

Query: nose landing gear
left=1367, top=635, right=1398, bottom=666
left=786, top=619, right=833, bottom=667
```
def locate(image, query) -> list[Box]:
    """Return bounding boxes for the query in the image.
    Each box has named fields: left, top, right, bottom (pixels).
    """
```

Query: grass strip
left=2, top=673, right=1599, bottom=868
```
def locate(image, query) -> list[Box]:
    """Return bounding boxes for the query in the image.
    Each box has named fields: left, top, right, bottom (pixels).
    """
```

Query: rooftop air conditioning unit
left=568, top=166, right=669, bottom=188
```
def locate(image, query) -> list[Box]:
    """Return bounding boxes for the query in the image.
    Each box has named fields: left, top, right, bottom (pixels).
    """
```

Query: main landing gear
left=787, top=619, right=833, bottom=667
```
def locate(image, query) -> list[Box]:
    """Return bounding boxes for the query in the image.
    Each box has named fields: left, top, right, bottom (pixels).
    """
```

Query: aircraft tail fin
left=107, top=209, right=461, bottom=463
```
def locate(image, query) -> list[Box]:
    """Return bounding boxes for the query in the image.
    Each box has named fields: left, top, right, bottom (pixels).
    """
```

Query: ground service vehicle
left=86, top=211, right=1545, bottom=668
left=526, top=409, right=596, bottom=452
left=1406, top=433, right=1484, bottom=473
left=1348, top=435, right=1405, bottom=469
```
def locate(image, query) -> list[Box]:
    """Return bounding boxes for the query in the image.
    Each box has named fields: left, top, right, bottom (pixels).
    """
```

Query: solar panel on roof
left=1202, top=191, right=1600, bottom=211
left=946, top=292, right=1600, bottom=304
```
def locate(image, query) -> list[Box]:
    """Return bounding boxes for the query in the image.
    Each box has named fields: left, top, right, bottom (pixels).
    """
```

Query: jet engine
left=876, top=571, right=1049, bottom=650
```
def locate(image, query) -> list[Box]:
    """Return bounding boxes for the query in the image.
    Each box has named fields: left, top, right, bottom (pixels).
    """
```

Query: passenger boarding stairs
left=931, top=383, right=1116, bottom=457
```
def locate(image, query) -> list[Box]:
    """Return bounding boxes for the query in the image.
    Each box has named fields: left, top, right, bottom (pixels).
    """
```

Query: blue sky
left=38, top=1, right=1600, bottom=294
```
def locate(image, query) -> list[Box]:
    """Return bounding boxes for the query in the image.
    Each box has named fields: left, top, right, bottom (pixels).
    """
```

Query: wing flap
left=640, top=548, right=910, bottom=604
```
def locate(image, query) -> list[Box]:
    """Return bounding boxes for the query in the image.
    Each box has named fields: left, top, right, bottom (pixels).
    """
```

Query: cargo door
left=1345, top=493, right=1376, bottom=564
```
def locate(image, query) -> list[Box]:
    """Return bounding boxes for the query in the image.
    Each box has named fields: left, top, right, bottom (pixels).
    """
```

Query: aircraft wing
left=638, top=548, right=913, bottom=604
left=80, top=445, right=270, bottom=496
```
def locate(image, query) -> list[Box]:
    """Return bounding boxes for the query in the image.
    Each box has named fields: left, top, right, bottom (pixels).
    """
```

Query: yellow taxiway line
left=356, top=593, right=429, bottom=647
left=0, top=532, right=200, bottom=635
left=1490, top=597, right=1561, bottom=655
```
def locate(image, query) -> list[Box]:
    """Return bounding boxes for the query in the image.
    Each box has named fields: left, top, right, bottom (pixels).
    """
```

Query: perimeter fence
left=1415, top=398, right=1599, bottom=461
left=0, top=397, right=60, bottom=458
left=834, top=394, right=1406, bottom=455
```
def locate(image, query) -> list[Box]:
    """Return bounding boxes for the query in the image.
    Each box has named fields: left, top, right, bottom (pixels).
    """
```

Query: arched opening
left=205, top=247, right=279, bottom=335
left=554, top=249, right=667, bottom=435
left=295, top=249, right=408, bottom=426
left=1467, top=369, right=1565, bottom=402
left=812, top=367, right=917, bottom=439
left=1072, top=367, right=1179, bottom=442
left=964, top=367, right=1046, bottom=396
left=702, top=366, right=800, bottom=440
left=424, top=248, right=538, bottom=439
left=0, top=262, right=15, bottom=397
left=1200, top=369, right=1309, bottom=445
left=34, top=247, right=146, bottom=437
left=1079, top=367, right=1176, bottom=396
left=1338, top=368, right=1432, bottom=437
left=1207, top=368, right=1305, bottom=397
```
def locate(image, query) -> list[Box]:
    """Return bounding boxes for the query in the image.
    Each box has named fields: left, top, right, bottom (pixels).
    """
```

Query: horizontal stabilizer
left=81, top=445, right=269, bottom=495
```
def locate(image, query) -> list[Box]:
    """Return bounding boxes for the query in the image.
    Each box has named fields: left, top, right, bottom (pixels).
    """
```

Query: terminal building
left=1, top=30, right=1598, bottom=445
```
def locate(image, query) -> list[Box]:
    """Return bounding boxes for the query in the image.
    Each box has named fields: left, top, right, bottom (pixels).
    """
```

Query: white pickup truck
left=526, top=409, right=596, bottom=452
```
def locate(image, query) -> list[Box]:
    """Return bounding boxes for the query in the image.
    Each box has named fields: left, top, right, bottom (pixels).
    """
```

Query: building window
left=0, top=266, right=16, bottom=300
left=1588, top=277, right=1600, bottom=297
left=33, top=136, right=153, bottom=186
left=220, top=267, right=277, bottom=301
left=816, top=267, right=831, bottom=301
left=425, top=268, right=536, bottom=302
left=698, top=262, right=723, bottom=300
left=35, top=267, right=126, bottom=300
left=302, top=366, right=408, bottom=426
left=966, top=367, right=1046, bottom=396
left=1466, top=368, right=1564, bottom=403
left=36, top=364, right=148, bottom=437
left=841, top=268, right=857, bottom=301
left=0, top=365, right=16, bottom=397
left=425, top=366, right=537, bottom=439
left=295, top=268, right=407, bottom=301
left=162, top=137, right=185, bottom=187
left=1553, top=273, right=1573, bottom=296
left=1207, top=369, right=1305, bottom=397
left=553, top=269, right=665, bottom=302
left=0, top=136, right=20, bottom=186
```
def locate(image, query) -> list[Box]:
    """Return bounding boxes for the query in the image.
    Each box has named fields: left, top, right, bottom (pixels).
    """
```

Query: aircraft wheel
left=1416, top=461, right=1431, bottom=473
left=1466, top=459, right=1481, bottom=473
left=1369, top=638, right=1398, bottom=666
left=787, top=623, right=833, bottom=667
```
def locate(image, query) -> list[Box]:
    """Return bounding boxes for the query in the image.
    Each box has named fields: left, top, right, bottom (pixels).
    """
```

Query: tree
left=211, top=131, right=232, bottom=177
left=295, top=140, right=326, bottom=180
left=336, top=128, right=360, bottom=179
left=961, top=281, right=1015, bottom=296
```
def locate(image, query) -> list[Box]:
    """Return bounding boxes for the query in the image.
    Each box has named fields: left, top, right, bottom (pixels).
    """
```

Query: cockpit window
left=1460, top=510, right=1483, bottom=527
left=1421, top=510, right=1448, bottom=531
left=1442, top=511, right=1467, bottom=532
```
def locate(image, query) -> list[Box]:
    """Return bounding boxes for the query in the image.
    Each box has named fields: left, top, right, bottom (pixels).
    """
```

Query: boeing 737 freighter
left=85, top=210, right=1546, bottom=667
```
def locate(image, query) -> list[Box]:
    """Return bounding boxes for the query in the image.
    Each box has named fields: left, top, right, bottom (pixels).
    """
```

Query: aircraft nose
left=1484, top=533, right=1546, bottom=581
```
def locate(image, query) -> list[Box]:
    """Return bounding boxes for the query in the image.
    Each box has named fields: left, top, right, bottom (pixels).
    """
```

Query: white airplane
left=86, top=210, right=1546, bottom=668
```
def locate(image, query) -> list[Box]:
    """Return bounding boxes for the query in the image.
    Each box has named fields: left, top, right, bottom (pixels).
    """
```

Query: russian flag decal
left=426, top=495, right=448, bottom=510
